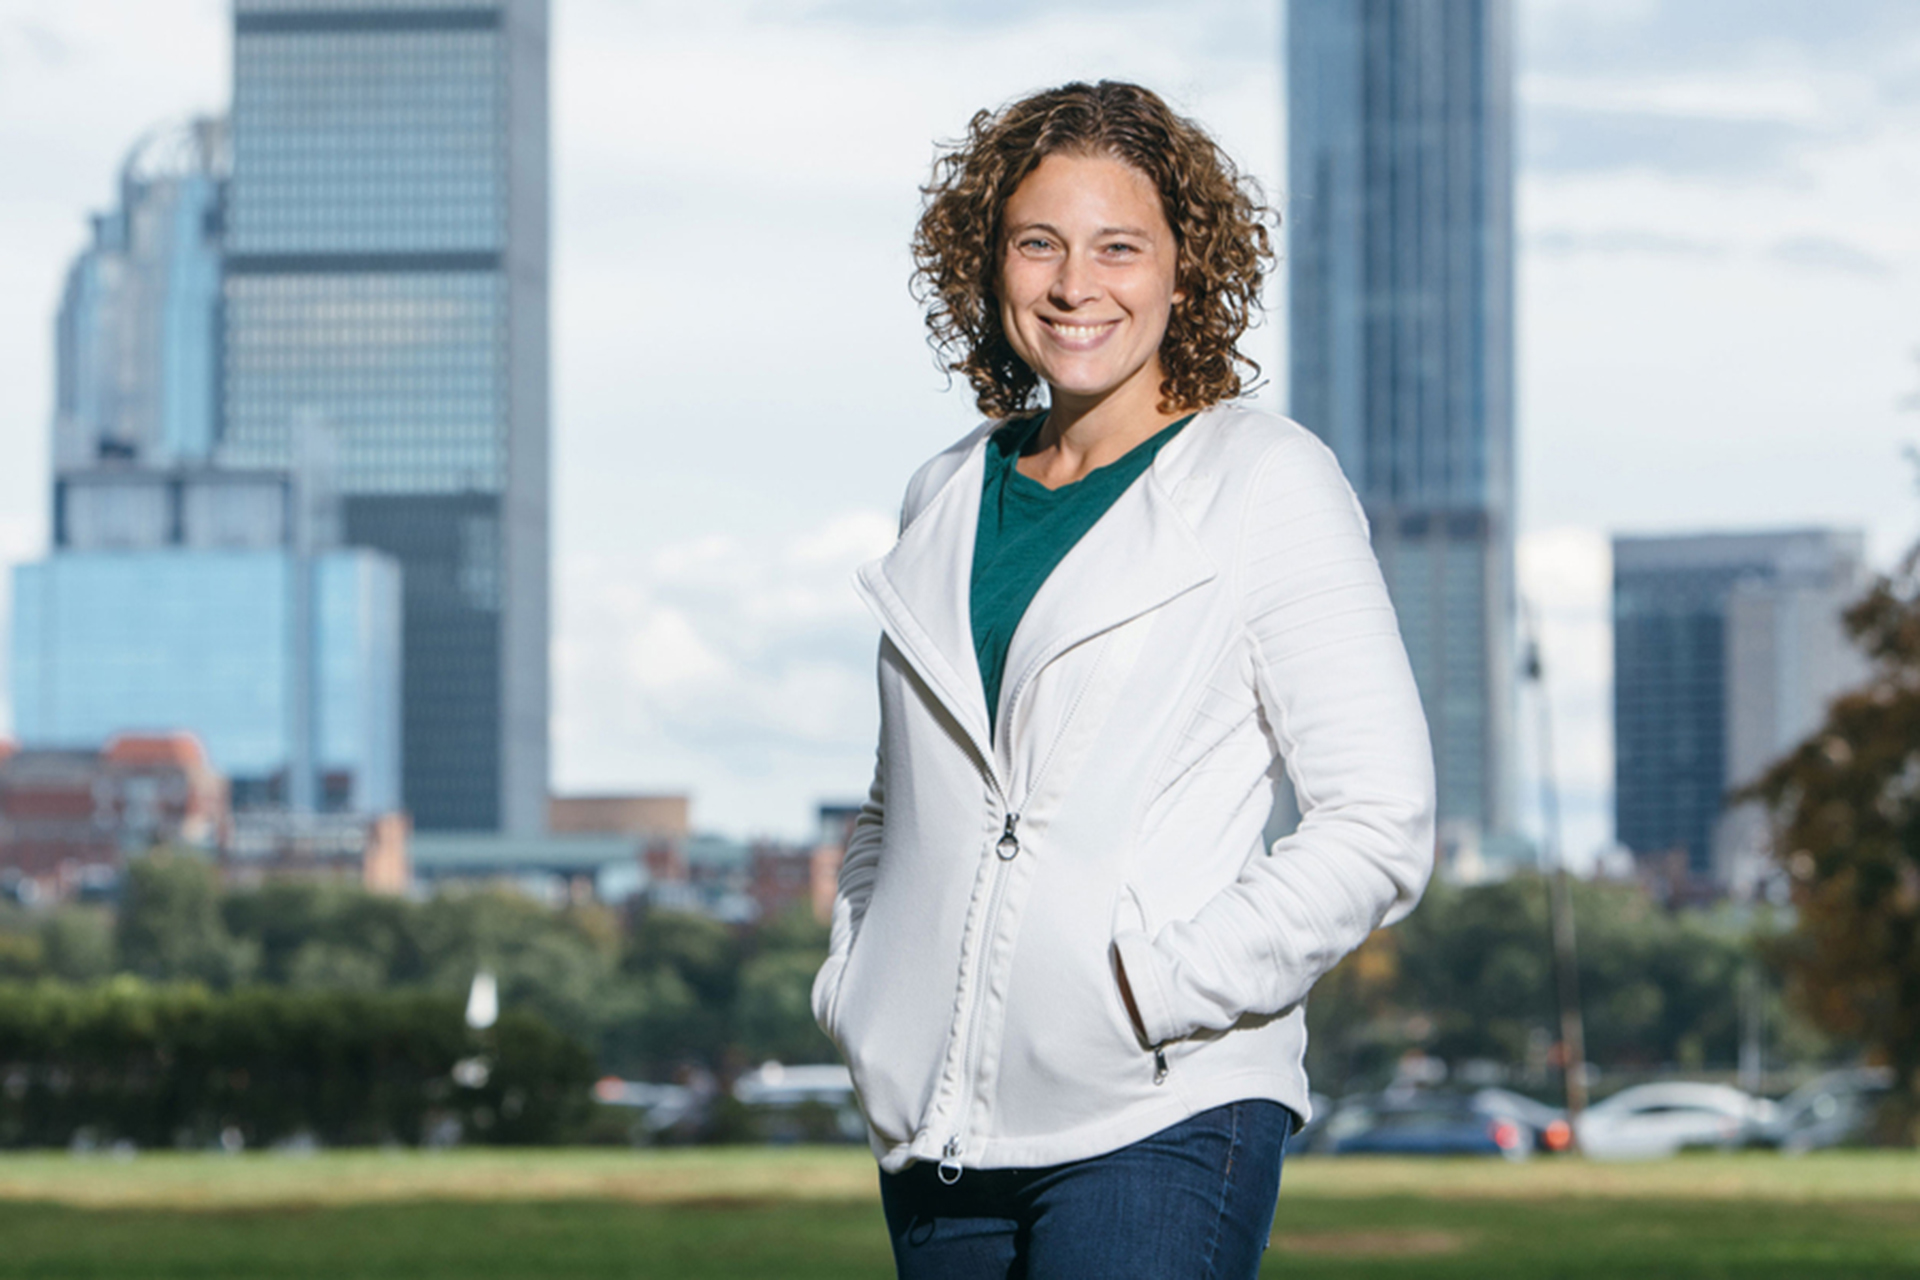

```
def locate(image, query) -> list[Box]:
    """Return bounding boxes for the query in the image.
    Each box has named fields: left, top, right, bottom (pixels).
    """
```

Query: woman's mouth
left=1042, top=318, right=1119, bottom=347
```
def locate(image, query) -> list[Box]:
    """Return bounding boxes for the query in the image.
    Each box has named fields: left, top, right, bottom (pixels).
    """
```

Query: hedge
left=0, top=978, right=594, bottom=1149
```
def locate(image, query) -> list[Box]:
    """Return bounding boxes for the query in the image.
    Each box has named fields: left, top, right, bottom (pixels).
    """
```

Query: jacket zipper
left=934, top=629, right=1113, bottom=1181
left=940, top=810, right=1019, bottom=1183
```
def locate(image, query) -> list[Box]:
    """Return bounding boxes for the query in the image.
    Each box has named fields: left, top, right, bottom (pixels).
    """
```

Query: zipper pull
left=938, top=1136, right=963, bottom=1184
left=1153, top=1047, right=1169, bottom=1086
left=995, top=812, right=1021, bottom=861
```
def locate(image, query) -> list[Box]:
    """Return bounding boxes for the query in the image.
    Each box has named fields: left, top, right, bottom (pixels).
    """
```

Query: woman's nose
left=1049, top=252, right=1099, bottom=307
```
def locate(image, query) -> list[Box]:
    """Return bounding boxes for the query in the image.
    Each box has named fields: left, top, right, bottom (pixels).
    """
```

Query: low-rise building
left=409, top=831, right=650, bottom=907
left=0, top=732, right=228, bottom=901
left=224, top=810, right=411, bottom=895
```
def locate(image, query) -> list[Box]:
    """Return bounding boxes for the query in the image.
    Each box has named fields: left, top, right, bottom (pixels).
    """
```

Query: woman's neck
left=1019, top=383, right=1190, bottom=489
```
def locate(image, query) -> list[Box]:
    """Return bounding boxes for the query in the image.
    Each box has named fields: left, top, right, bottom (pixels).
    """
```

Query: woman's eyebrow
left=1004, top=221, right=1156, bottom=238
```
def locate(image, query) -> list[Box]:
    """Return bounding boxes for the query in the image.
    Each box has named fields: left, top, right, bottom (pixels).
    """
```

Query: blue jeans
left=879, top=1100, right=1292, bottom=1280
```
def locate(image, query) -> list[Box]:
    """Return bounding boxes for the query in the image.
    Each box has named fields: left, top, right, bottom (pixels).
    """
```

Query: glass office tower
left=1613, top=530, right=1866, bottom=893
left=222, top=0, right=549, bottom=832
left=1287, top=0, right=1516, bottom=853
left=53, top=118, right=226, bottom=472
left=12, top=548, right=402, bottom=814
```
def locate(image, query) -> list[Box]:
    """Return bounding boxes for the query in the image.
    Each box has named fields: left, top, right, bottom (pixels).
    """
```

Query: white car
left=1574, top=1082, right=1776, bottom=1159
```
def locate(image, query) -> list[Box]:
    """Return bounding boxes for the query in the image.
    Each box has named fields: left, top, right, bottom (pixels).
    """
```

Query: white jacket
left=812, top=404, right=1435, bottom=1175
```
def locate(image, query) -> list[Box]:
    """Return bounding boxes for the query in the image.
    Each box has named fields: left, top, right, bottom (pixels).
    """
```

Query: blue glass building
left=1613, top=530, right=1865, bottom=889
left=32, top=109, right=406, bottom=821
left=1287, top=0, right=1516, bottom=851
left=11, top=548, right=401, bottom=813
left=220, top=0, right=550, bottom=833
left=53, top=118, right=226, bottom=473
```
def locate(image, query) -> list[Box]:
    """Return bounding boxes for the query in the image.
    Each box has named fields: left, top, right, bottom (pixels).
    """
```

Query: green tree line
left=0, top=980, right=591, bottom=1148
left=0, top=851, right=837, bottom=1083
left=1305, top=872, right=1830, bottom=1098
left=3, top=852, right=1844, bottom=1118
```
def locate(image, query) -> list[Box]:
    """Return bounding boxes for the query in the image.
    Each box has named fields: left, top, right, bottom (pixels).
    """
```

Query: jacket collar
left=854, top=408, right=1220, bottom=779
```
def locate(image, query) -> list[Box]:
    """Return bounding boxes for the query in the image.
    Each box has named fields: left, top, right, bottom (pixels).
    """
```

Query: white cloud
left=552, top=508, right=895, bottom=836
left=1521, top=71, right=1829, bottom=124
left=1767, top=235, right=1896, bottom=277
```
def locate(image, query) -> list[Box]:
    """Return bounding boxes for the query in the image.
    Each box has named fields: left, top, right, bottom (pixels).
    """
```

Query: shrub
left=0, top=979, right=592, bottom=1149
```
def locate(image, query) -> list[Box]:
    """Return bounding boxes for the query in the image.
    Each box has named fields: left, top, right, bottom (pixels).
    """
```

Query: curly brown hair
left=912, top=80, right=1274, bottom=419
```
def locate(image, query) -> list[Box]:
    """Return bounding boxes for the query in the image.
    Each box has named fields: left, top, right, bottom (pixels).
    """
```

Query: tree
left=733, top=905, right=834, bottom=1066
left=115, top=850, right=255, bottom=987
left=1749, top=548, right=1920, bottom=1140
left=1304, top=873, right=1779, bottom=1097
left=38, top=906, right=115, bottom=982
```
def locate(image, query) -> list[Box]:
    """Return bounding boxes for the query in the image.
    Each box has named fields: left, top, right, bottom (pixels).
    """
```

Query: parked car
left=732, top=1061, right=866, bottom=1143
left=1316, top=1089, right=1536, bottom=1160
left=1471, top=1087, right=1574, bottom=1153
left=1574, top=1082, right=1776, bottom=1159
left=1756, top=1067, right=1894, bottom=1152
left=593, top=1076, right=707, bottom=1140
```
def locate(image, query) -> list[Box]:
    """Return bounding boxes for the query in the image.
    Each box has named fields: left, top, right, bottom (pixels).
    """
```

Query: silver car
left=1574, top=1082, right=1776, bottom=1159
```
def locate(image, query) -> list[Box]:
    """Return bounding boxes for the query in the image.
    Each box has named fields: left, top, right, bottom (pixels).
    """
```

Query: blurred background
left=0, top=0, right=1917, bottom=1165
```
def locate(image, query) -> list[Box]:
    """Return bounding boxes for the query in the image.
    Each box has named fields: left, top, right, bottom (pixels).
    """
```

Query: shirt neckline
left=1001, top=411, right=1198, bottom=496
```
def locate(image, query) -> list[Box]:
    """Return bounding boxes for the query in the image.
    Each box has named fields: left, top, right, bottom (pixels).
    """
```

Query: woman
left=813, top=80, right=1435, bottom=1279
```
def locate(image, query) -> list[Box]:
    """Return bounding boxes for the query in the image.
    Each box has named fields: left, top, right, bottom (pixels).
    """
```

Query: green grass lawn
left=0, top=1149, right=1915, bottom=1278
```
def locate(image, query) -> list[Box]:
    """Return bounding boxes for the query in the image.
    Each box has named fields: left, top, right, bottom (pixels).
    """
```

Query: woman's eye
left=1017, top=237, right=1056, bottom=254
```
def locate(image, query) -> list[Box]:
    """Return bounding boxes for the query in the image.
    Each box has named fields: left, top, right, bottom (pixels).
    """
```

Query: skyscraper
left=1287, top=0, right=1517, bottom=853
left=53, top=118, right=225, bottom=474
left=1613, top=530, right=1867, bottom=896
left=221, top=0, right=550, bottom=832
left=24, top=115, right=403, bottom=820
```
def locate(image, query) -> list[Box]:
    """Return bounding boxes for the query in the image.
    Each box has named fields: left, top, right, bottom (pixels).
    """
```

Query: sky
left=0, top=0, right=1917, bottom=860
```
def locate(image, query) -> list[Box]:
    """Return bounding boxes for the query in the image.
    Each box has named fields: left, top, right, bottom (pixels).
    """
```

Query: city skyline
left=2, top=1, right=1918, bottom=853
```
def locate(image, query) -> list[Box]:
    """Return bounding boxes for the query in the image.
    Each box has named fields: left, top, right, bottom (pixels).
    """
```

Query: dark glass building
left=1287, top=0, right=1516, bottom=853
left=1613, top=531, right=1865, bottom=888
left=221, top=0, right=549, bottom=832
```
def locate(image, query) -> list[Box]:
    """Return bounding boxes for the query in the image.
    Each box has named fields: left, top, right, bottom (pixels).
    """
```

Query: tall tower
left=221, top=0, right=550, bottom=832
left=53, top=118, right=226, bottom=476
left=1613, top=530, right=1867, bottom=899
left=1287, top=0, right=1516, bottom=855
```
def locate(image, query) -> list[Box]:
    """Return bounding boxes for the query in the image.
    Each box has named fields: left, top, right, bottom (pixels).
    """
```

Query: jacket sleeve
left=1112, top=434, right=1437, bottom=1046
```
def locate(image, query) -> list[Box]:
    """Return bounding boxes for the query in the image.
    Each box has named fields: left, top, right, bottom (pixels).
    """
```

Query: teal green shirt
left=971, top=412, right=1194, bottom=735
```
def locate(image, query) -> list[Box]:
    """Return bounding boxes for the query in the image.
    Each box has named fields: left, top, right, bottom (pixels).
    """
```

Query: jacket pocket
left=1109, top=884, right=1162, bottom=1060
left=810, top=949, right=851, bottom=1046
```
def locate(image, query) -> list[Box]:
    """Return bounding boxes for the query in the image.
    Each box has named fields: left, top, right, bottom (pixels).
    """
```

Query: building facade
left=25, top=110, right=406, bottom=825
left=0, top=734, right=229, bottom=901
left=222, top=0, right=550, bottom=832
left=11, top=546, right=401, bottom=814
left=1287, top=0, right=1517, bottom=855
left=1612, top=529, right=1867, bottom=896
left=53, top=117, right=226, bottom=473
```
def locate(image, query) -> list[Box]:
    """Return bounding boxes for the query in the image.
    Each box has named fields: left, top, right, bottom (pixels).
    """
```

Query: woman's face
left=997, top=151, right=1183, bottom=419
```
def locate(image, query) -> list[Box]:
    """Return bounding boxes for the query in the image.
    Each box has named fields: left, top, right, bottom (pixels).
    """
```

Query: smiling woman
left=912, top=81, right=1269, bottom=426
left=815, top=81, right=1437, bottom=1280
